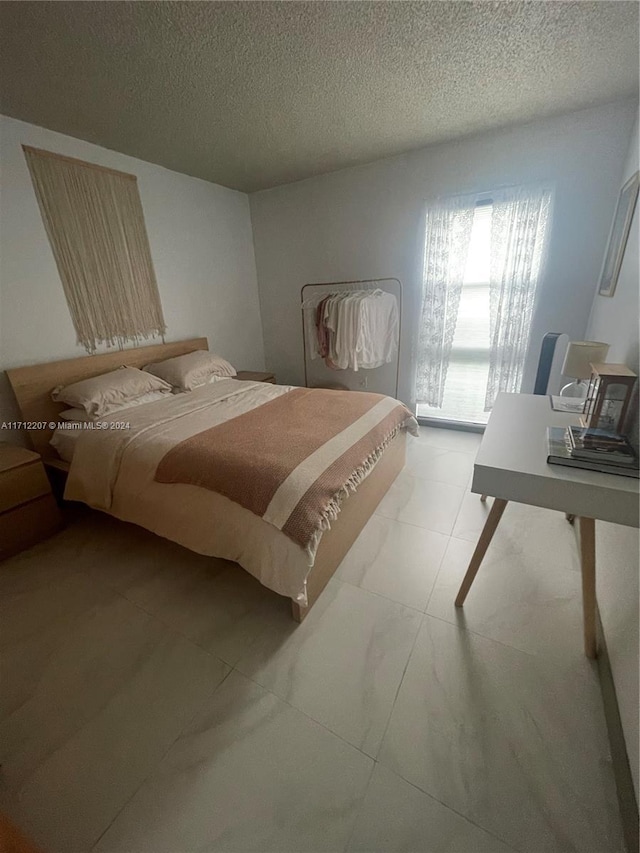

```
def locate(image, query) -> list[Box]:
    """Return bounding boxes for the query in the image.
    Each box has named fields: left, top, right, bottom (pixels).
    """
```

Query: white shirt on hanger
left=354, top=291, right=399, bottom=370
left=322, top=289, right=399, bottom=371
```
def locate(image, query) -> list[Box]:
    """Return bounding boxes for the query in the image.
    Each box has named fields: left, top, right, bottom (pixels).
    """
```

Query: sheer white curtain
left=415, top=197, right=475, bottom=407
left=485, top=185, right=552, bottom=409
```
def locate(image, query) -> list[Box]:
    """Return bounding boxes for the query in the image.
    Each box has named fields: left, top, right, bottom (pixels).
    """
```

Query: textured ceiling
left=1, top=1, right=638, bottom=192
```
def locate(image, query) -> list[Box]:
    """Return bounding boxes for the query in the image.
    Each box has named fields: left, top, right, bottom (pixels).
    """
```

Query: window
left=415, top=185, right=551, bottom=424
left=418, top=203, right=492, bottom=424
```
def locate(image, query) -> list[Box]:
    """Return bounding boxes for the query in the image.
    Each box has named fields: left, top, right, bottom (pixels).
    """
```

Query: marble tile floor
left=0, top=426, right=625, bottom=852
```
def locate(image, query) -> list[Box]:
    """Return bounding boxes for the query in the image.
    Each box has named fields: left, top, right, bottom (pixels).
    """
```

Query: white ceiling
left=1, top=1, right=638, bottom=192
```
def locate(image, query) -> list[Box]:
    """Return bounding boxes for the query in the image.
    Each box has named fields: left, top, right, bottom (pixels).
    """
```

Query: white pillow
left=144, top=350, right=236, bottom=391
left=58, top=389, right=170, bottom=422
left=52, top=367, right=172, bottom=417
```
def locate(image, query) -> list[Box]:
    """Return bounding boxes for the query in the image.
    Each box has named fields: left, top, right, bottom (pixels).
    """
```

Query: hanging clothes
left=317, top=295, right=337, bottom=361
left=302, top=293, right=332, bottom=361
left=324, top=291, right=359, bottom=369
left=355, top=290, right=399, bottom=370
left=314, top=290, right=399, bottom=371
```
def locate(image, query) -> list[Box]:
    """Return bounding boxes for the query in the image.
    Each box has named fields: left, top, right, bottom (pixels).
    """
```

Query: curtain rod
left=427, top=180, right=554, bottom=206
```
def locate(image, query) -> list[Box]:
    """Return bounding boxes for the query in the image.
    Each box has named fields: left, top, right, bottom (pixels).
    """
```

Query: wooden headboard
left=6, top=337, right=208, bottom=462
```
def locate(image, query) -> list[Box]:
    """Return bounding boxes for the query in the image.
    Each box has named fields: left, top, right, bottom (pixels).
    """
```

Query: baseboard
left=597, top=612, right=639, bottom=853
left=417, top=416, right=485, bottom=434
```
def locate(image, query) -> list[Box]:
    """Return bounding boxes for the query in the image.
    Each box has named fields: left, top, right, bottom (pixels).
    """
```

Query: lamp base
left=559, top=379, right=587, bottom=399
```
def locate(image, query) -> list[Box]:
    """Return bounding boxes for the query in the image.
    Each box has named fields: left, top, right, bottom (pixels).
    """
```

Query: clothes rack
left=300, top=277, right=402, bottom=398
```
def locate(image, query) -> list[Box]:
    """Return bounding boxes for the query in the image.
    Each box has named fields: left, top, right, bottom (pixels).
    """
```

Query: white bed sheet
left=50, top=425, right=81, bottom=462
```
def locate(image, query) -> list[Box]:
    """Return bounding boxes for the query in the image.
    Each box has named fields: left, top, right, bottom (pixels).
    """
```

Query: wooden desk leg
left=455, top=498, right=508, bottom=607
left=579, top=516, right=597, bottom=659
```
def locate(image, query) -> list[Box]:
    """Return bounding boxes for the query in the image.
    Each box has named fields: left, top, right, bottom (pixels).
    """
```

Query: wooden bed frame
left=6, top=338, right=406, bottom=620
left=292, top=429, right=404, bottom=620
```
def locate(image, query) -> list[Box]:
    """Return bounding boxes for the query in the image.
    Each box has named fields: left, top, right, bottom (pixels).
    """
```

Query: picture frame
left=598, top=170, right=639, bottom=297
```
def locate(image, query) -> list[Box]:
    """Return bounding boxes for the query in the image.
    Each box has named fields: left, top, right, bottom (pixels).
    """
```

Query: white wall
left=0, top=114, right=265, bottom=430
left=586, top=112, right=639, bottom=800
left=250, top=100, right=636, bottom=405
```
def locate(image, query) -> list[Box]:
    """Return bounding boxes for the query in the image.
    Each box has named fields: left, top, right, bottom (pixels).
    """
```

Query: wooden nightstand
left=0, top=443, right=63, bottom=561
left=234, top=371, right=276, bottom=384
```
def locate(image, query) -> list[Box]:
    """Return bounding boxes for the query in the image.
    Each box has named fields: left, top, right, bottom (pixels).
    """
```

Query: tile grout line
left=370, top=464, right=518, bottom=853
left=219, top=667, right=399, bottom=853
left=231, top=648, right=525, bottom=853
left=70, top=516, right=559, bottom=668
left=89, top=665, right=236, bottom=851
left=402, top=472, right=476, bottom=489
left=86, top=523, right=521, bottom=673
left=232, top=665, right=379, bottom=764
left=373, top=756, right=522, bottom=853
left=341, top=756, right=378, bottom=853
left=335, top=575, right=427, bottom=616
left=371, top=610, right=427, bottom=764
left=80, top=561, right=272, bottom=670
left=230, top=583, right=425, bottom=763
left=374, top=507, right=459, bottom=537
left=419, top=610, right=541, bottom=659
left=421, top=530, right=452, bottom=614
left=336, top=536, right=541, bottom=661
left=450, top=485, right=479, bottom=532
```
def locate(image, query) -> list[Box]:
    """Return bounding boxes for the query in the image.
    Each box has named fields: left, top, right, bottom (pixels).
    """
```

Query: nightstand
left=0, top=443, right=63, bottom=561
left=234, top=371, right=276, bottom=384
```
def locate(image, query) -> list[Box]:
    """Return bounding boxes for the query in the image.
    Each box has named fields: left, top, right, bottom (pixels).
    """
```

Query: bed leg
left=291, top=600, right=307, bottom=622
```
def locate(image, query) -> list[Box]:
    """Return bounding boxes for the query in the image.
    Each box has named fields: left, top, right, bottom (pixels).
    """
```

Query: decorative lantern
left=583, top=363, right=637, bottom=433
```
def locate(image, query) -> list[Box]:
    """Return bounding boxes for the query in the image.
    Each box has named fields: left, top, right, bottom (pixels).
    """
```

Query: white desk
left=455, top=393, right=639, bottom=658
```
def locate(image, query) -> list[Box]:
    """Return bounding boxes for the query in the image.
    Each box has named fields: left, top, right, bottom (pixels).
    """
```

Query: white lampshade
left=561, top=341, right=610, bottom=380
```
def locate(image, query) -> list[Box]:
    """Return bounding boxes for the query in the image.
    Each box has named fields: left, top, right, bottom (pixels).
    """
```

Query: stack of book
left=547, top=425, right=639, bottom=478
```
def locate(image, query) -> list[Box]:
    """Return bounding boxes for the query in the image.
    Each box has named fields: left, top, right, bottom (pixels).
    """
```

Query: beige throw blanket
left=155, top=387, right=417, bottom=555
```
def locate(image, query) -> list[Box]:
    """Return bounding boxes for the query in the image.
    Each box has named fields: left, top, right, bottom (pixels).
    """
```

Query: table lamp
left=560, top=341, right=610, bottom=399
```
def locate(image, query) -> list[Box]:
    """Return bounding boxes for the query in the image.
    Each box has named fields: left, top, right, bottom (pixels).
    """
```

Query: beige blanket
left=155, top=388, right=417, bottom=555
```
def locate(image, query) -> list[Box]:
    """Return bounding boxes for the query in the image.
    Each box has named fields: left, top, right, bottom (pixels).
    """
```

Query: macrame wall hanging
left=24, top=145, right=166, bottom=352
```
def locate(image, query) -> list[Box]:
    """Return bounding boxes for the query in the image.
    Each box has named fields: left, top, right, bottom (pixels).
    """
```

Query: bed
left=7, top=338, right=415, bottom=620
